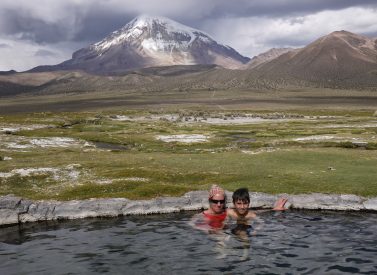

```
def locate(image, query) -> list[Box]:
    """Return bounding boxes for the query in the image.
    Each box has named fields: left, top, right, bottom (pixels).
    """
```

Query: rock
left=363, top=198, right=377, bottom=211
left=288, top=193, right=364, bottom=211
left=351, top=141, right=368, bottom=148
left=1, top=192, right=377, bottom=226
left=0, top=195, right=32, bottom=215
left=0, top=195, right=23, bottom=209
left=53, top=198, right=128, bottom=220
left=19, top=201, right=58, bottom=223
left=0, top=209, right=19, bottom=225
left=183, top=191, right=209, bottom=210
left=249, top=192, right=278, bottom=208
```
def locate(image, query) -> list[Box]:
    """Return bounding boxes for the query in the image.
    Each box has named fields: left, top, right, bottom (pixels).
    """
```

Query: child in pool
left=227, top=187, right=288, bottom=222
left=227, top=188, right=288, bottom=237
left=227, top=188, right=288, bottom=260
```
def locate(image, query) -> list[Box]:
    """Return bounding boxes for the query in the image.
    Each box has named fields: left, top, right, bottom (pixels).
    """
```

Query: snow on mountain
left=38, top=15, right=250, bottom=74
left=93, top=15, right=210, bottom=53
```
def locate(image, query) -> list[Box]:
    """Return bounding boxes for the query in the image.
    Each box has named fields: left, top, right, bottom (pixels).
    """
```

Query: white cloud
left=202, top=7, right=377, bottom=57
left=0, top=1, right=377, bottom=70
left=0, top=37, right=83, bottom=71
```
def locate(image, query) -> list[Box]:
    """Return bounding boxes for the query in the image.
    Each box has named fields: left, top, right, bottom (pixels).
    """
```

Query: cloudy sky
left=1, top=0, right=377, bottom=71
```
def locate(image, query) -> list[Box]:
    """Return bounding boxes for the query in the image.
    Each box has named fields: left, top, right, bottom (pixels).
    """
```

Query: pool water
left=1, top=210, right=377, bottom=274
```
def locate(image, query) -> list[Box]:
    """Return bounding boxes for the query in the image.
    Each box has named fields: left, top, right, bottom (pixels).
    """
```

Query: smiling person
left=190, top=184, right=228, bottom=231
left=227, top=187, right=288, bottom=221
left=202, top=184, right=227, bottom=229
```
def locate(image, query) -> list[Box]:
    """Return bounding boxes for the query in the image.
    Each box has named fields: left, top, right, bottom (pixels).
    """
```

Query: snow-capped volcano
left=93, top=15, right=211, bottom=54
left=38, top=15, right=250, bottom=74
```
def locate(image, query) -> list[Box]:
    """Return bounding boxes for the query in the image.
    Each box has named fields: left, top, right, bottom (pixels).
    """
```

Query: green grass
left=1, top=109, right=377, bottom=200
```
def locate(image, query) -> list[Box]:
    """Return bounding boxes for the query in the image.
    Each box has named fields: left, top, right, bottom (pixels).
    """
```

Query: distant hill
left=253, top=31, right=377, bottom=89
left=247, top=48, right=294, bottom=69
left=0, top=70, right=17, bottom=75
left=2, top=30, right=376, bottom=97
left=0, top=81, right=35, bottom=97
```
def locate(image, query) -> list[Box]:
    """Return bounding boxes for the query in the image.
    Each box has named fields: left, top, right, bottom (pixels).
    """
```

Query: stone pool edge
left=1, top=191, right=377, bottom=226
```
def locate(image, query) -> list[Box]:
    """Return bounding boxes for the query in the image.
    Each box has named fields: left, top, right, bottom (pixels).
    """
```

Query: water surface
left=0, top=210, right=376, bottom=274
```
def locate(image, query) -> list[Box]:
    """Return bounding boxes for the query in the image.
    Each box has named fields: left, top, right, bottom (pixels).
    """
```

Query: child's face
left=234, top=199, right=250, bottom=215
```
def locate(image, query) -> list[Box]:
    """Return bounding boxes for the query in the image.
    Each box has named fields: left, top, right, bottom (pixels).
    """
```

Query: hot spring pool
left=0, top=210, right=376, bottom=274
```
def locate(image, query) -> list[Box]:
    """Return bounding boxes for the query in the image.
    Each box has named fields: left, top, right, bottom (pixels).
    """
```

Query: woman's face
left=209, top=193, right=226, bottom=214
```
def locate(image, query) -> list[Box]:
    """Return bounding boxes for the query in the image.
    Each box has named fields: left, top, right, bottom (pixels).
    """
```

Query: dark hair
left=232, top=188, right=250, bottom=203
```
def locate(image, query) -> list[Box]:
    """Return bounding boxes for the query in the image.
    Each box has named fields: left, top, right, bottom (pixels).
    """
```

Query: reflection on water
left=1, top=211, right=377, bottom=274
left=93, top=142, right=130, bottom=151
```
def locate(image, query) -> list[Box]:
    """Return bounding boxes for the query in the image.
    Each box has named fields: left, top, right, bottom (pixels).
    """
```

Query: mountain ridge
left=3, top=26, right=375, bottom=95
left=252, top=30, right=377, bottom=89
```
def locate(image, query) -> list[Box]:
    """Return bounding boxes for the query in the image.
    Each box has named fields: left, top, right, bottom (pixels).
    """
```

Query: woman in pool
left=189, top=184, right=229, bottom=258
left=203, top=184, right=228, bottom=229
left=191, top=184, right=228, bottom=231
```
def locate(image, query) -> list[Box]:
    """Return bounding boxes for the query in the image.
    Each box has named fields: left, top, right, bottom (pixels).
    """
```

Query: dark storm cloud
left=1, top=0, right=377, bottom=45
left=1, top=0, right=377, bottom=71
left=0, top=9, right=73, bottom=44
left=71, top=11, right=136, bottom=43
left=34, top=49, right=58, bottom=57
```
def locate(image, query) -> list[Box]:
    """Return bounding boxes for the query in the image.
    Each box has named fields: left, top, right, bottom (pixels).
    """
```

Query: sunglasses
left=210, top=199, right=225, bottom=204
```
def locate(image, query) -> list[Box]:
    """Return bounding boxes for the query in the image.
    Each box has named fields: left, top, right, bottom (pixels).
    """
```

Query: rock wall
left=1, top=191, right=377, bottom=226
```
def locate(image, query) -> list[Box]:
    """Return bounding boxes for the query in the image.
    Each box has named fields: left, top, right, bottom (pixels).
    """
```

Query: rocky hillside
left=253, top=31, right=377, bottom=89
left=247, top=48, right=293, bottom=69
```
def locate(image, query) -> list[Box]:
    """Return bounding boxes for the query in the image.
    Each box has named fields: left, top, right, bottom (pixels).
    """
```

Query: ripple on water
left=0, top=211, right=377, bottom=274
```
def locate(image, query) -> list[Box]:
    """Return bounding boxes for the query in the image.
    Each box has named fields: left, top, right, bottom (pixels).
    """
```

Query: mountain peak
left=38, top=15, right=249, bottom=74
left=130, top=14, right=195, bottom=30
left=329, top=30, right=354, bottom=36
left=318, top=30, right=376, bottom=52
left=92, top=14, right=214, bottom=54
left=253, top=30, right=377, bottom=89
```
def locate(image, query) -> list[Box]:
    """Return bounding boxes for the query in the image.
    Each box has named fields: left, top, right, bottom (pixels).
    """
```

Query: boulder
left=19, top=201, right=58, bottom=223
left=363, top=197, right=377, bottom=211
left=1, top=192, right=377, bottom=226
left=53, top=198, right=128, bottom=220
left=288, top=193, right=364, bottom=211
left=0, top=209, right=19, bottom=225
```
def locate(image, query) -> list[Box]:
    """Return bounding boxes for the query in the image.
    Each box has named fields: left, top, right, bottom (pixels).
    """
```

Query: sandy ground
left=0, top=124, right=53, bottom=133
left=112, top=114, right=301, bottom=125
left=0, top=135, right=92, bottom=151
left=0, top=164, right=81, bottom=182
left=156, top=134, right=209, bottom=143
left=1, top=89, right=377, bottom=114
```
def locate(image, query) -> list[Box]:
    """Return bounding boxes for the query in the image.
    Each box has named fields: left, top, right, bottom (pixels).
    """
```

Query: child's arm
left=272, top=198, right=288, bottom=211
left=246, top=211, right=257, bottom=219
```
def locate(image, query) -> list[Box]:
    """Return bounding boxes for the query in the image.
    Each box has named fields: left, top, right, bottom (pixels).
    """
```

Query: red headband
left=209, top=184, right=225, bottom=199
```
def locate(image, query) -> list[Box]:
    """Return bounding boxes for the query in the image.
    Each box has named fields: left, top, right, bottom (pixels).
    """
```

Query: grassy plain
left=0, top=88, right=377, bottom=200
